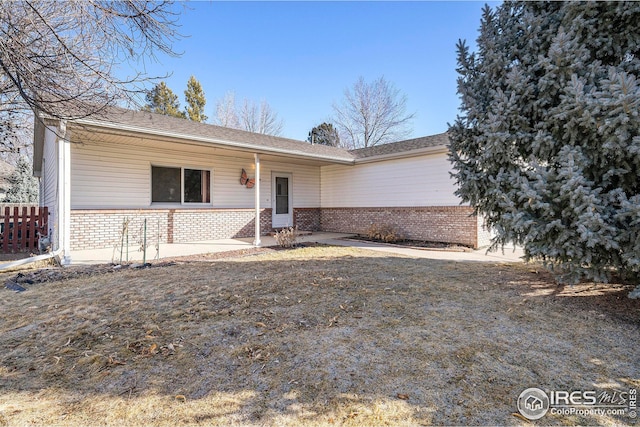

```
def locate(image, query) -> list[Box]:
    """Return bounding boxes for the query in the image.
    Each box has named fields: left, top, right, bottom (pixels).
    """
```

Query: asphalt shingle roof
left=81, top=108, right=355, bottom=161
left=74, top=108, right=449, bottom=162
left=349, top=133, right=449, bottom=159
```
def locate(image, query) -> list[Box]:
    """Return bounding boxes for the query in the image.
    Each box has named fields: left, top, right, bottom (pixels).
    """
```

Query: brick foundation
left=70, top=206, right=480, bottom=251
left=293, top=208, right=321, bottom=232
left=320, top=206, right=481, bottom=248
left=70, top=207, right=321, bottom=251
left=70, top=208, right=268, bottom=251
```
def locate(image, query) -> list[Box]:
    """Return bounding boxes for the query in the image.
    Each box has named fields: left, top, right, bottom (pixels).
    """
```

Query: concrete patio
left=70, top=232, right=354, bottom=265
left=70, top=232, right=524, bottom=265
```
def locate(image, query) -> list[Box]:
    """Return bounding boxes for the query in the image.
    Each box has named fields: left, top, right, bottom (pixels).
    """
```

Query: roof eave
left=72, top=118, right=356, bottom=165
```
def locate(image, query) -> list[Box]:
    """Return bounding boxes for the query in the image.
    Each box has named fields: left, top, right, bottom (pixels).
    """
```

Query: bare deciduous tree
left=214, top=91, right=240, bottom=128
left=0, top=0, right=181, bottom=122
left=0, top=112, right=33, bottom=162
left=332, top=76, right=415, bottom=149
left=213, top=91, right=284, bottom=136
left=239, top=99, right=284, bottom=136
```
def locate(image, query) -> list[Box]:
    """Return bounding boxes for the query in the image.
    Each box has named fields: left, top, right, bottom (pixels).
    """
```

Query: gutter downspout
left=253, top=153, right=261, bottom=246
left=57, top=120, right=71, bottom=265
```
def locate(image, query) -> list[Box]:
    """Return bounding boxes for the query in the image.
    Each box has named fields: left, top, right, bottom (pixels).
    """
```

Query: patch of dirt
left=1, top=243, right=321, bottom=290
left=347, top=235, right=474, bottom=252
left=161, top=245, right=280, bottom=263
left=0, top=245, right=638, bottom=426
left=4, top=263, right=166, bottom=288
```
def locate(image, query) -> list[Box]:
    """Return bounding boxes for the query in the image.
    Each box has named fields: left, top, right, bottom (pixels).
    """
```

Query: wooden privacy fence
left=0, top=206, right=49, bottom=253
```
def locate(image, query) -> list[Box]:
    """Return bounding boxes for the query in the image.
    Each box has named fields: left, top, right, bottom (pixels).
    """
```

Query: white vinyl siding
left=321, top=152, right=462, bottom=207
left=39, top=125, right=64, bottom=250
left=41, top=127, right=58, bottom=211
left=70, top=139, right=321, bottom=209
left=261, top=160, right=320, bottom=208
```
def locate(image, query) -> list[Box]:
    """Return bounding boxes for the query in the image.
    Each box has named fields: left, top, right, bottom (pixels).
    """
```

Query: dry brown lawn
left=0, top=245, right=638, bottom=426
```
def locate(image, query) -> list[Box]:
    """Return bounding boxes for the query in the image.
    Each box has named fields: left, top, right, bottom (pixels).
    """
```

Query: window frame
left=150, top=164, right=213, bottom=206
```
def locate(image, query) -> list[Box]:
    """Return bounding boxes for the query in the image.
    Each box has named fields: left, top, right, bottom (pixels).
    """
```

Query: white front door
left=272, top=172, right=293, bottom=228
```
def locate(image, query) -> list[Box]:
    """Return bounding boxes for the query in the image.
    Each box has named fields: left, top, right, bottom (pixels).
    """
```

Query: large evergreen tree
left=142, top=81, right=185, bottom=119
left=4, top=157, right=38, bottom=203
left=184, top=75, right=208, bottom=122
left=449, top=2, right=640, bottom=289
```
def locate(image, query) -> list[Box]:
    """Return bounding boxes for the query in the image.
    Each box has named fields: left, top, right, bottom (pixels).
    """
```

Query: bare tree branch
left=214, top=91, right=240, bottom=128
left=332, top=76, right=415, bottom=148
left=0, top=0, right=182, bottom=122
left=240, top=99, right=284, bottom=136
left=213, top=92, right=284, bottom=136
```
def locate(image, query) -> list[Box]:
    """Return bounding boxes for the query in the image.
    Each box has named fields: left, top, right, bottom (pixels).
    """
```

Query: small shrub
left=274, top=226, right=298, bottom=248
left=365, top=223, right=404, bottom=243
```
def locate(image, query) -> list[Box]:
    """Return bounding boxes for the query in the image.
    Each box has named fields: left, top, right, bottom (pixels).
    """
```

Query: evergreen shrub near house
left=5, top=157, right=38, bottom=203
left=448, top=2, right=640, bottom=293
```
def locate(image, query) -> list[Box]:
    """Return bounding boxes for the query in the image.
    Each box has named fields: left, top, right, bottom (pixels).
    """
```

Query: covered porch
left=54, top=115, right=354, bottom=263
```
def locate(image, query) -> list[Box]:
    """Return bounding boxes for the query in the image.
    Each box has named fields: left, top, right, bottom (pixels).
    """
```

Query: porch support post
left=253, top=153, right=261, bottom=246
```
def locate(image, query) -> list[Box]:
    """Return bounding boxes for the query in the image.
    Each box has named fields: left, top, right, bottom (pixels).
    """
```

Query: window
left=151, top=166, right=211, bottom=204
left=152, top=166, right=181, bottom=203
left=184, top=169, right=211, bottom=203
left=275, top=176, right=289, bottom=214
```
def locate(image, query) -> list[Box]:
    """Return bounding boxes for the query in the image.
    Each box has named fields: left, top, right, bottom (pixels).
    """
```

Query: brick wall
left=70, top=208, right=274, bottom=251
left=320, top=206, right=481, bottom=248
left=171, top=209, right=264, bottom=242
left=71, top=206, right=480, bottom=250
left=293, top=208, right=321, bottom=231
left=70, top=207, right=321, bottom=251
left=71, top=210, right=170, bottom=251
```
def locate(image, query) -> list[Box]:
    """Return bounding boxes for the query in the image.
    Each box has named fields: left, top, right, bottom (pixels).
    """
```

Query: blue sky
left=137, top=1, right=492, bottom=141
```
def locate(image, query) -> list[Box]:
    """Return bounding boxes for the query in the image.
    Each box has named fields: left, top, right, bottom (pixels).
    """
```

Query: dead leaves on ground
left=45, top=323, right=183, bottom=384
left=126, top=340, right=178, bottom=358
left=249, top=299, right=363, bottom=334
left=240, top=345, right=272, bottom=363
left=107, top=354, right=127, bottom=366
left=123, top=328, right=180, bottom=358
left=345, top=411, right=359, bottom=419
